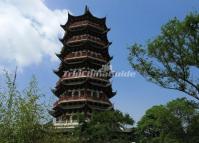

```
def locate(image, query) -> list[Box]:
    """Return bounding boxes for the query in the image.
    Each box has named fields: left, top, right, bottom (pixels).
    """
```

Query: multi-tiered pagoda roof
left=50, top=6, right=116, bottom=129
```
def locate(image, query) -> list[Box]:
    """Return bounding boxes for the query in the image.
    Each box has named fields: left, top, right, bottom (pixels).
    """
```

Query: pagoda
left=50, top=6, right=116, bottom=129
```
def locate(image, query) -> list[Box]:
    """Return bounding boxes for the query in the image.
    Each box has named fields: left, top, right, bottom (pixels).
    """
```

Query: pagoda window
left=62, top=115, right=67, bottom=122
left=79, top=51, right=82, bottom=56
left=96, top=91, right=100, bottom=98
left=73, top=68, right=77, bottom=73
left=78, top=90, right=80, bottom=96
left=66, top=53, right=71, bottom=58
left=80, top=90, right=84, bottom=96
left=74, top=36, right=77, bottom=40
left=76, top=52, right=80, bottom=56
left=86, top=90, right=91, bottom=96
left=71, top=90, right=75, bottom=97
left=72, top=115, right=78, bottom=122
left=95, top=52, right=99, bottom=57
left=77, top=36, right=81, bottom=40
left=87, top=51, right=91, bottom=56
left=82, top=51, right=86, bottom=56
left=101, top=95, right=105, bottom=100
left=58, top=116, right=64, bottom=123
left=71, top=52, right=75, bottom=57
left=82, top=35, right=86, bottom=38
left=90, top=51, right=94, bottom=57
left=73, top=52, right=77, bottom=57
left=74, top=91, right=79, bottom=97
left=93, top=91, right=97, bottom=97
left=68, top=91, right=72, bottom=96
left=65, top=115, right=70, bottom=123
left=80, top=35, right=84, bottom=38
left=99, top=91, right=103, bottom=97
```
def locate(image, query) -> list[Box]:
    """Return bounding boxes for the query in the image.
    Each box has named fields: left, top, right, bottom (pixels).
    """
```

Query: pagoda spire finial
left=85, top=5, right=89, bottom=12
left=84, top=5, right=91, bottom=14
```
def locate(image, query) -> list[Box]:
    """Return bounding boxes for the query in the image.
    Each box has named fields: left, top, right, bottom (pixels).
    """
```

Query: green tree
left=0, top=72, right=47, bottom=143
left=136, top=98, right=199, bottom=143
left=186, top=114, right=199, bottom=142
left=0, top=70, right=89, bottom=143
left=75, top=110, right=135, bottom=143
left=128, top=13, right=199, bottom=100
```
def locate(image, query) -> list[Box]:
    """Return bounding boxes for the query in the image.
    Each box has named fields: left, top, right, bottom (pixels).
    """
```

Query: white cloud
left=0, top=0, right=68, bottom=71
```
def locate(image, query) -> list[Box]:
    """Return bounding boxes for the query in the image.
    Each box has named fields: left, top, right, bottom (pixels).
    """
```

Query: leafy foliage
left=136, top=98, right=199, bottom=143
left=1, top=72, right=199, bottom=143
left=0, top=71, right=135, bottom=143
left=0, top=72, right=47, bottom=143
left=129, top=13, right=199, bottom=100
left=0, top=72, right=76, bottom=143
left=74, top=110, right=135, bottom=143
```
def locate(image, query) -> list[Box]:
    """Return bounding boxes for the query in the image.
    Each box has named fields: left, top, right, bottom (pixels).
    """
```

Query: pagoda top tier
left=61, top=6, right=108, bottom=30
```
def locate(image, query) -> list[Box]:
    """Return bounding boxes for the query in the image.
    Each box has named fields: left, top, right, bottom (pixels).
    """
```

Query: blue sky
left=1, top=0, right=199, bottom=122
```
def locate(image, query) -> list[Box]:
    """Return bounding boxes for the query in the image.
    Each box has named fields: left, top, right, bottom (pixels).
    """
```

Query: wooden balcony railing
left=66, top=34, right=106, bottom=46
left=69, top=20, right=105, bottom=31
left=64, top=51, right=107, bottom=62
left=53, top=94, right=111, bottom=107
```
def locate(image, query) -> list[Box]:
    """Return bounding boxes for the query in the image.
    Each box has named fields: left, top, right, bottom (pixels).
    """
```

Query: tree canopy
left=74, top=110, right=135, bottom=143
left=129, top=13, right=199, bottom=100
left=136, top=98, right=199, bottom=143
